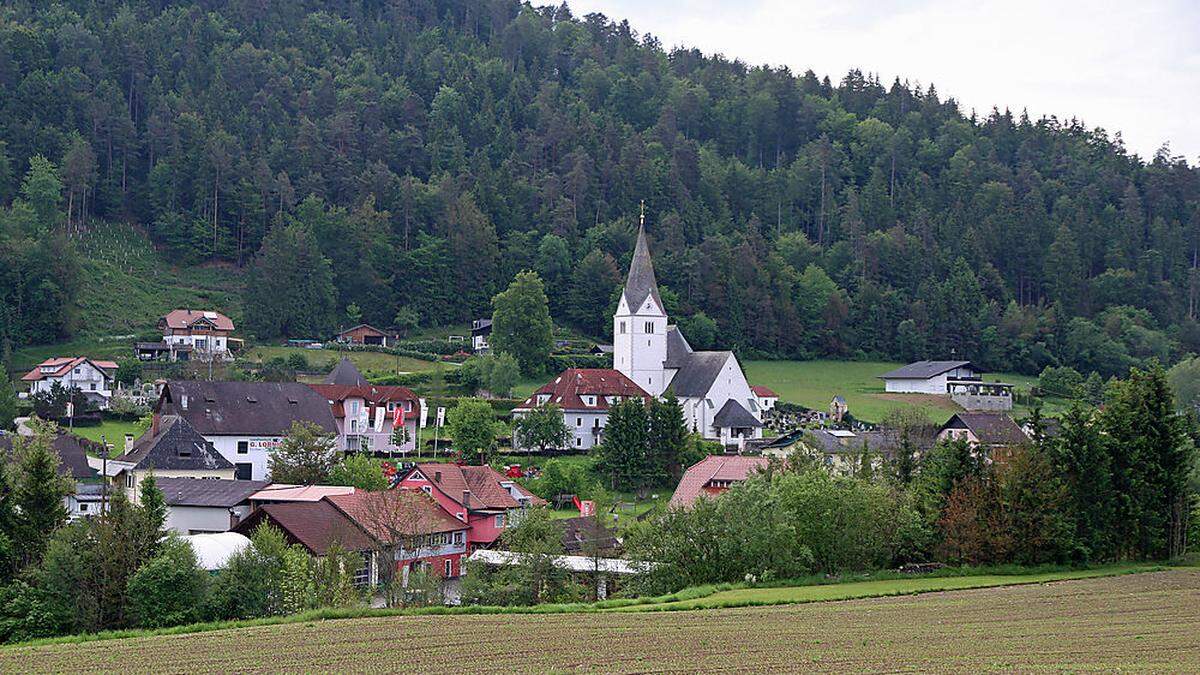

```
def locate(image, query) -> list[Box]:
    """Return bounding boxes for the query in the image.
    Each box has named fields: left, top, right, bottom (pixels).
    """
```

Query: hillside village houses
left=21, top=357, right=118, bottom=409
left=309, top=358, right=421, bottom=454
left=880, top=360, right=1014, bottom=411
left=1, top=432, right=109, bottom=519
left=110, top=414, right=237, bottom=501
left=135, top=309, right=238, bottom=362
left=516, top=219, right=767, bottom=451
left=396, top=463, right=545, bottom=550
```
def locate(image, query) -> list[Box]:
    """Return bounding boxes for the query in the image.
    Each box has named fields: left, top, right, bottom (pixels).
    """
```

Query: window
left=353, top=553, right=371, bottom=587
left=237, top=440, right=249, bottom=455
left=126, top=473, right=134, bottom=488
left=576, top=437, right=582, bottom=447
left=178, top=446, right=192, bottom=458
left=576, top=417, right=582, bottom=427
left=644, top=321, right=655, bottom=333
left=235, top=463, right=253, bottom=480
left=453, top=531, right=464, bottom=545
left=421, top=485, right=432, bottom=495
left=79, top=503, right=89, bottom=512
left=495, top=514, right=506, bottom=528
left=619, top=321, right=626, bottom=334
left=444, top=559, right=453, bottom=577
left=90, top=383, right=97, bottom=391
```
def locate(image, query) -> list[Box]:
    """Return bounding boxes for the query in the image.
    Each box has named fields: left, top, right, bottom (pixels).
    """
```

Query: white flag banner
left=419, top=398, right=428, bottom=429
left=436, top=407, right=446, bottom=428
left=373, top=406, right=385, bottom=433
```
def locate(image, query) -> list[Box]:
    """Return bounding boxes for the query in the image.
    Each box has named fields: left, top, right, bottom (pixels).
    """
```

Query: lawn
left=5, top=569, right=1196, bottom=672
left=244, top=345, right=444, bottom=378
left=744, top=359, right=1057, bottom=423
left=67, top=419, right=144, bottom=449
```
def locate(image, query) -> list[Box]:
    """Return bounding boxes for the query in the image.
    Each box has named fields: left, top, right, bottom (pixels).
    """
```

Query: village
left=1, top=218, right=1049, bottom=608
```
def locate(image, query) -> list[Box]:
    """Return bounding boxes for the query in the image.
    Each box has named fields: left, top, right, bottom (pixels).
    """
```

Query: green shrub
left=128, top=536, right=208, bottom=629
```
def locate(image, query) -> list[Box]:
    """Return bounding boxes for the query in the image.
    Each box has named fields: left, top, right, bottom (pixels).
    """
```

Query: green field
left=67, top=419, right=144, bottom=448
left=3, top=569, right=1195, bottom=672
left=244, top=345, right=445, bottom=379
left=745, top=359, right=1052, bottom=423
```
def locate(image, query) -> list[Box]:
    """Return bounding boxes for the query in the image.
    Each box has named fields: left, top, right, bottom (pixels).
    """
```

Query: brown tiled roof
left=942, top=413, right=1030, bottom=447
left=327, top=491, right=466, bottom=543
left=516, top=368, right=649, bottom=412
left=21, top=357, right=118, bottom=382
left=407, top=463, right=545, bottom=510
left=307, top=383, right=418, bottom=419
left=233, top=500, right=373, bottom=555
left=668, top=455, right=769, bottom=508
left=161, top=309, right=235, bottom=331
left=751, top=385, right=779, bottom=398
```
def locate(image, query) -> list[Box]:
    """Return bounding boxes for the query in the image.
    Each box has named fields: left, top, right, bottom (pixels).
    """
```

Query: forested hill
left=1, top=0, right=1198, bottom=377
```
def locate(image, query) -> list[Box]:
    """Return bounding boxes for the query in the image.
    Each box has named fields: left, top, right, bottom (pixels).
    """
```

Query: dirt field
left=4, top=570, right=1199, bottom=673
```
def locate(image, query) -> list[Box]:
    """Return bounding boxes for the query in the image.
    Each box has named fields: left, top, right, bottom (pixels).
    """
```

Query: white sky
left=555, top=0, right=1200, bottom=164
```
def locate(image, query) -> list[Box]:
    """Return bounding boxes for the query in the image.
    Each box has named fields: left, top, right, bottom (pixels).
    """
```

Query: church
left=613, top=221, right=765, bottom=445
left=515, top=219, right=766, bottom=451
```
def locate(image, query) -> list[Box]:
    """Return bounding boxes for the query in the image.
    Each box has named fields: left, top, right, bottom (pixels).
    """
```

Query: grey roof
left=942, top=413, right=1029, bottom=446
left=159, top=381, right=337, bottom=436
left=880, top=360, right=975, bottom=380
left=0, top=433, right=100, bottom=481
left=711, top=399, right=764, bottom=429
left=325, top=357, right=366, bottom=385
left=768, top=429, right=900, bottom=456
left=621, top=224, right=663, bottom=312
left=118, top=415, right=234, bottom=471
left=667, top=350, right=733, bottom=398
left=665, top=325, right=693, bottom=368
left=156, top=477, right=269, bottom=508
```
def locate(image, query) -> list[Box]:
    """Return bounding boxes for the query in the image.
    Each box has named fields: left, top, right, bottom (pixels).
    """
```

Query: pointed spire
left=622, top=208, right=663, bottom=313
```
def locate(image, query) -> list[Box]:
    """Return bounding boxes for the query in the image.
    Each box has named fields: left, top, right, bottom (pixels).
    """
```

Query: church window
left=619, top=321, right=626, bottom=334
left=644, top=321, right=655, bottom=333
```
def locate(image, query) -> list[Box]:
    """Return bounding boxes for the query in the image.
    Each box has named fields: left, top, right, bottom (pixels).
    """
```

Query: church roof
left=325, top=357, right=366, bottom=385
left=667, top=350, right=734, bottom=398
left=712, top=400, right=764, bottom=429
left=665, top=325, right=693, bottom=368
left=622, top=224, right=663, bottom=312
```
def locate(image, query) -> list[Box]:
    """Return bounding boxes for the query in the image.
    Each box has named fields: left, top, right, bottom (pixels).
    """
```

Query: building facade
left=512, top=368, right=649, bottom=450
left=21, top=357, right=118, bottom=408
left=158, top=309, right=236, bottom=361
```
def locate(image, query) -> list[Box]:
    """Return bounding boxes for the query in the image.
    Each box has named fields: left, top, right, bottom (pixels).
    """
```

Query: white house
left=307, top=358, right=421, bottom=454
left=156, top=477, right=269, bottom=534
left=752, top=385, right=779, bottom=412
left=20, top=357, right=118, bottom=408
left=512, top=368, right=650, bottom=450
left=112, top=415, right=237, bottom=501
left=879, top=360, right=979, bottom=394
left=158, top=309, right=237, bottom=361
left=612, top=221, right=764, bottom=446
left=148, top=381, right=338, bottom=481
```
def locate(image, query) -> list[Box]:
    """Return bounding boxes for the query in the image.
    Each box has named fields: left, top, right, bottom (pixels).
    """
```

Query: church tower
left=614, top=209, right=669, bottom=396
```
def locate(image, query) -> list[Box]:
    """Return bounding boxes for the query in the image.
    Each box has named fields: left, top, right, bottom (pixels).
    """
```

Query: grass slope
left=244, top=345, right=444, bottom=379
left=3, top=569, right=1195, bottom=672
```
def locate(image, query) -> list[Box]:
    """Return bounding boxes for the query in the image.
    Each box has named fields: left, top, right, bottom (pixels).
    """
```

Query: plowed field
left=4, top=570, right=1198, bottom=673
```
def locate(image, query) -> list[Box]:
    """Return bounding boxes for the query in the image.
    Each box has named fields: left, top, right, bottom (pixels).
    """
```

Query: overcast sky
left=556, top=0, right=1200, bottom=164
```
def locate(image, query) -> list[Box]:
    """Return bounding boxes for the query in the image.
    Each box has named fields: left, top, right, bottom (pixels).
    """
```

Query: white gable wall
left=613, top=294, right=668, bottom=396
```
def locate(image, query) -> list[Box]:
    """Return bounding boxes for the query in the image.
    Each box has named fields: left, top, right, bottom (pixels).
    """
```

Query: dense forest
left=1, top=0, right=1199, bottom=377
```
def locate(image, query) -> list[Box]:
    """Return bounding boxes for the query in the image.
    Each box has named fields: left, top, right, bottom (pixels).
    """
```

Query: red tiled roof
left=234, top=500, right=373, bottom=555
left=408, top=463, right=546, bottom=510
left=515, top=368, right=649, bottom=412
left=327, top=491, right=466, bottom=543
left=21, top=357, right=118, bottom=382
left=668, top=455, right=770, bottom=508
left=306, top=384, right=418, bottom=419
left=751, top=385, right=779, bottom=398
left=161, top=309, right=235, bottom=331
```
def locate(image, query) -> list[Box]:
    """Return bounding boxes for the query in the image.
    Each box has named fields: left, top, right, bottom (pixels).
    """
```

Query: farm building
left=879, top=360, right=980, bottom=394
left=21, top=357, right=118, bottom=409
left=155, top=309, right=237, bottom=361
left=668, top=455, right=770, bottom=509
left=395, top=463, right=544, bottom=549
left=512, top=368, right=650, bottom=451
left=149, top=381, right=337, bottom=481
left=335, top=324, right=396, bottom=347
left=156, top=477, right=269, bottom=534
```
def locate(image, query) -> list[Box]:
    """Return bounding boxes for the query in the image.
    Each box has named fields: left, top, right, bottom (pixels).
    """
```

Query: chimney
left=124, top=434, right=134, bottom=453
left=150, top=411, right=161, bottom=438
left=434, top=470, right=442, bottom=483
left=180, top=394, right=189, bottom=410
left=462, top=489, right=471, bottom=509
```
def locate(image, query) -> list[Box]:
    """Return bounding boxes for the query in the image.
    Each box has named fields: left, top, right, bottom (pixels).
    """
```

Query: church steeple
left=621, top=208, right=663, bottom=314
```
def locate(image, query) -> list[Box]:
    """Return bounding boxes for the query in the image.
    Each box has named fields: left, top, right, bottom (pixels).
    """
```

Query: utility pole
left=100, top=434, right=108, bottom=515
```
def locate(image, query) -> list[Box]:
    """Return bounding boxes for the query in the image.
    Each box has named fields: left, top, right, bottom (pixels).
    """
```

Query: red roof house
left=395, top=463, right=545, bottom=549
left=21, top=357, right=119, bottom=408
left=513, top=368, right=650, bottom=451
left=308, top=381, right=420, bottom=454
left=668, top=455, right=770, bottom=509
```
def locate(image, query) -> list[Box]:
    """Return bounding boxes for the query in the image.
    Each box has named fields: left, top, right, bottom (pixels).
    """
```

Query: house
left=751, top=385, right=779, bottom=412
left=939, top=412, right=1029, bottom=460
left=325, top=356, right=367, bottom=386
left=467, top=549, right=652, bottom=600
left=156, top=477, right=269, bottom=534
left=149, top=380, right=337, bottom=480
left=21, top=357, right=118, bottom=409
left=156, top=309, right=237, bottom=361
left=470, top=319, right=492, bottom=353
left=762, top=428, right=901, bottom=476
left=395, top=463, right=545, bottom=549
left=111, top=415, right=236, bottom=501
left=234, top=490, right=469, bottom=588
left=512, top=368, right=650, bottom=451
left=879, top=361, right=1015, bottom=410
left=327, top=490, right=470, bottom=582
left=1, top=432, right=108, bottom=519
left=589, top=344, right=614, bottom=356
left=335, top=324, right=396, bottom=348
left=668, top=455, right=770, bottom=509
left=613, top=221, right=764, bottom=447
left=308, top=359, right=420, bottom=454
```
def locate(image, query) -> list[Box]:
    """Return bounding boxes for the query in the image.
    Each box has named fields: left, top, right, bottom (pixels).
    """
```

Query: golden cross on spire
left=639, top=199, right=645, bottom=227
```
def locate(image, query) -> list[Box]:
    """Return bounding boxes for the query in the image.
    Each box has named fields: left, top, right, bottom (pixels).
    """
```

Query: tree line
left=0, top=0, right=1198, bottom=378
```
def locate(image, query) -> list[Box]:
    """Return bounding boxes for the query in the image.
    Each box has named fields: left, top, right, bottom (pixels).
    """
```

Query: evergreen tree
left=648, top=393, right=689, bottom=482
left=594, top=399, right=649, bottom=491
left=490, top=271, right=554, bottom=376
left=1055, top=404, right=1117, bottom=561
left=10, top=422, right=72, bottom=567
left=269, top=421, right=339, bottom=484
left=243, top=222, right=337, bottom=340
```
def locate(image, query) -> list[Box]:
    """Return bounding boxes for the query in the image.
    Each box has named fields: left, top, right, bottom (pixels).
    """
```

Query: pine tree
left=10, top=421, right=72, bottom=567
left=594, top=399, right=649, bottom=491
left=648, top=393, right=689, bottom=482
left=1055, top=404, right=1116, bottom=561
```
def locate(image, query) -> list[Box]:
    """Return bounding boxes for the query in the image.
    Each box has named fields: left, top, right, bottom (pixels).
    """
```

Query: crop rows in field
left=3, top=570, right=1199, bottom=673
